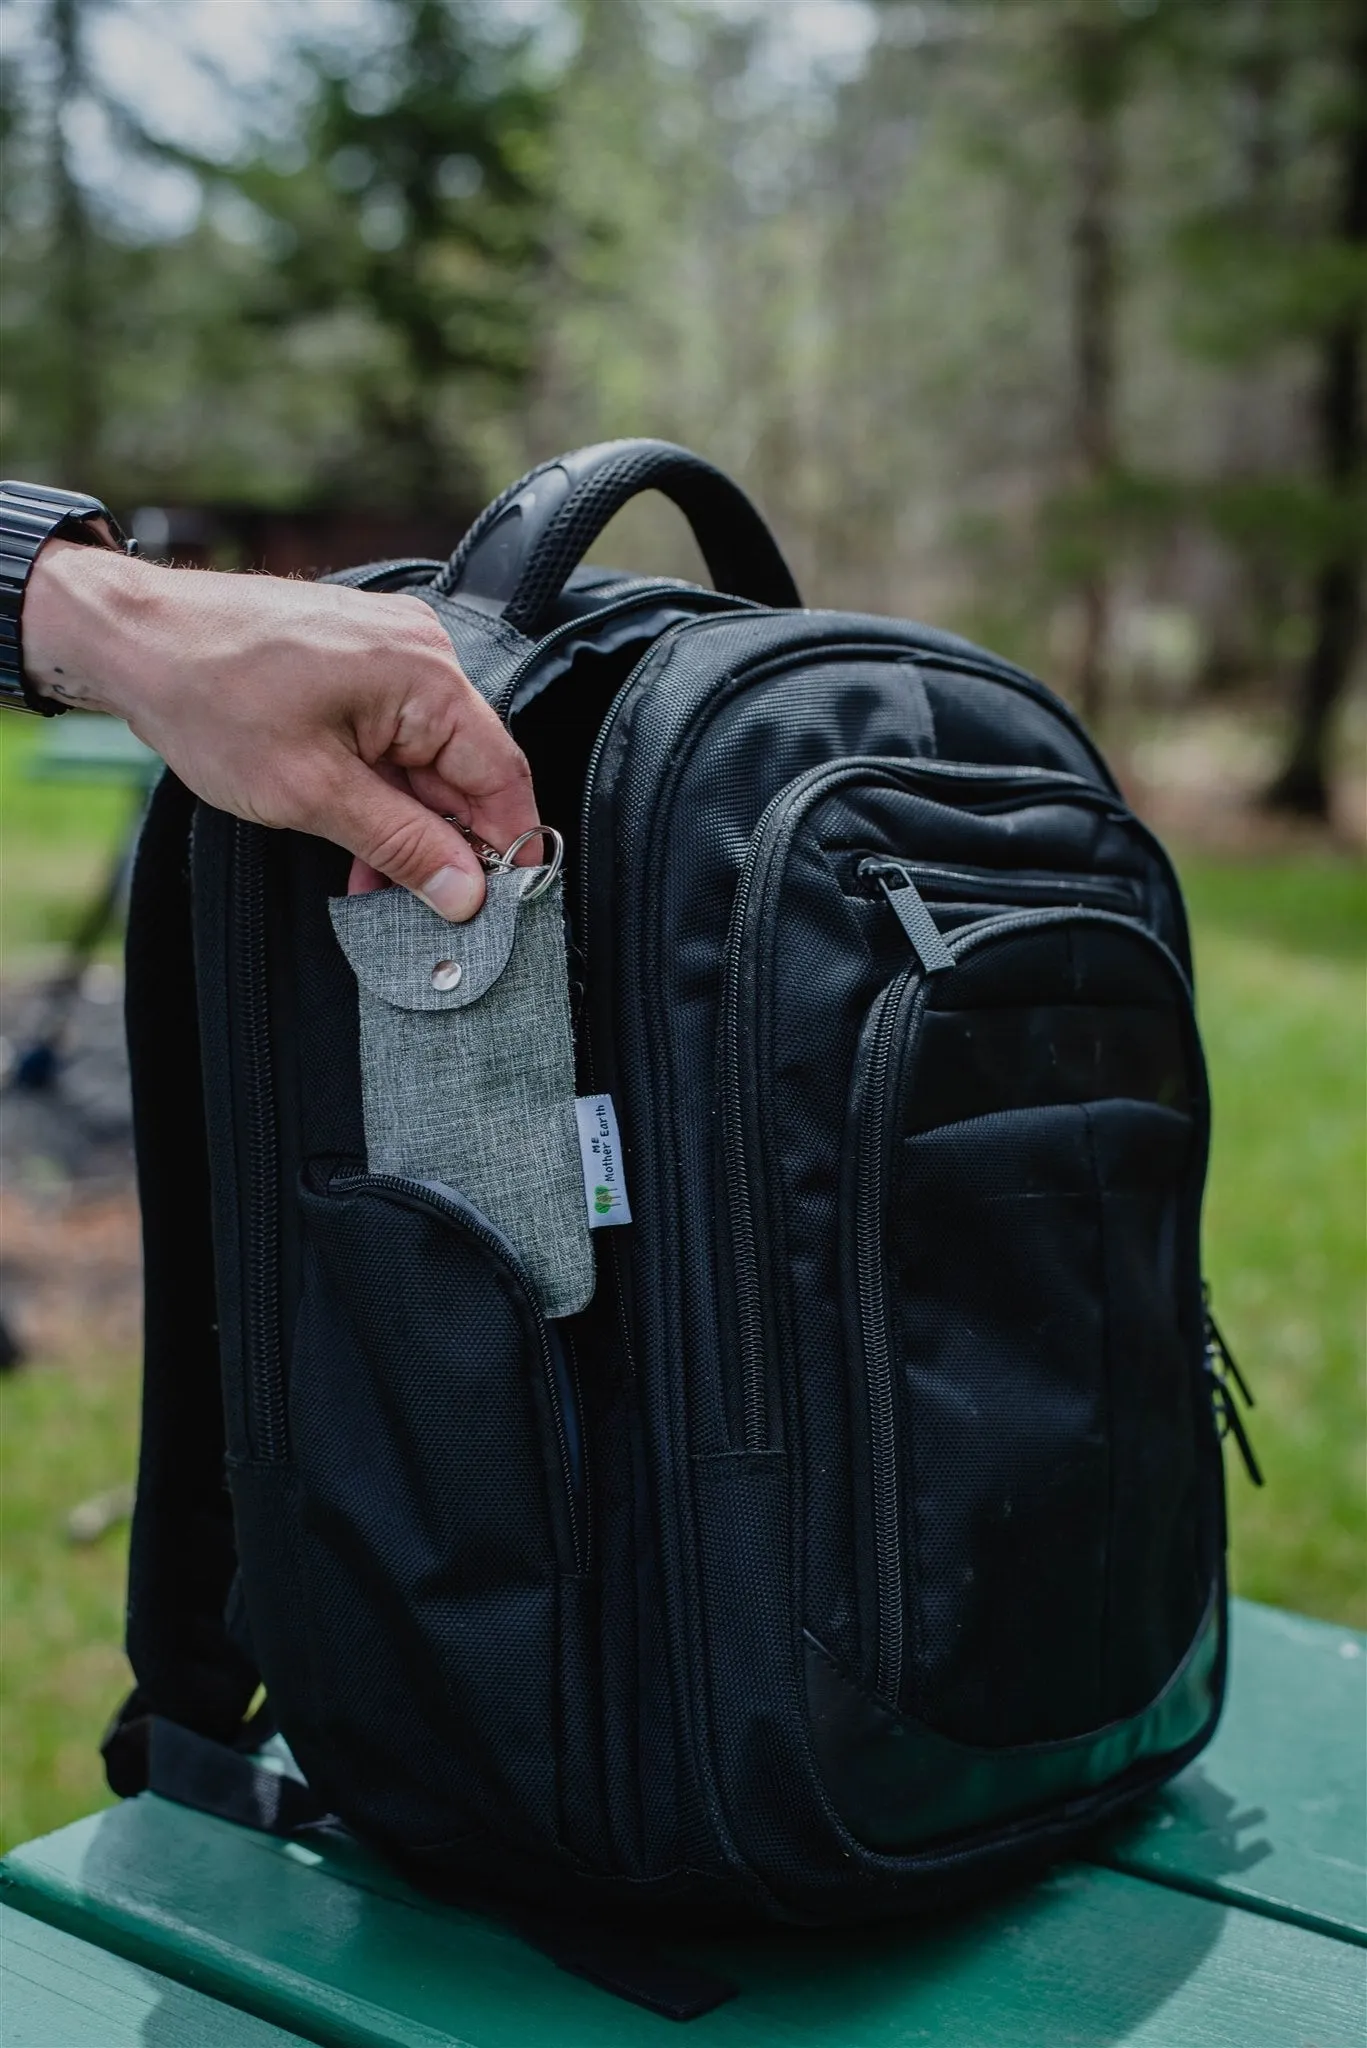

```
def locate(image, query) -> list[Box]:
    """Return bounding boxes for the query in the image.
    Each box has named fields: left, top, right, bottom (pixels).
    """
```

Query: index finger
left=407, top=747, right=541, bottom=864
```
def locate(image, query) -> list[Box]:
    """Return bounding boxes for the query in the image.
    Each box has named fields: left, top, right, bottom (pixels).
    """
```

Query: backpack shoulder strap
left=106, top=770, right=259, bottom=1791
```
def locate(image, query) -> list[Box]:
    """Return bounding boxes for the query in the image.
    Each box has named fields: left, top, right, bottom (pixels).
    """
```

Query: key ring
left=445, top=820, right=564, bottom=902
left=494, top=827, right=564, bottom=902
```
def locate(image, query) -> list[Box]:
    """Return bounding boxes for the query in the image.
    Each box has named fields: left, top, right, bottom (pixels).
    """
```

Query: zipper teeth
left=236, top=822, right=287, bottom=1461
left=849, top=904, right=1198, bottom=1705
left=501, top=607, right=730, bottom=1544
left=720, top=769, right=839, bottom=1449
left=574, top=618, right=721, bottom=1414
left=727, top=826, right=1202, bottom=1715
left=859, top=976, right=910, bottom=1702
left=585, top=643, right=1144, bottom=1457
left=561, top=1326, right=592, bottom=1562
left=498, top=586, right=752, bottom=722
left=582, top=661, right=889, bottom=1447
left=860, top=859, right=1136, bottom=907
left=508, top=597, right=1113, bottom=808
left=578, top=627, right=674, bottom=943
left=580, top=659, right=1121, bottom=968
left=331, top=558, right=444, bottom=591
left=945, top=901, right=1193, bottom=979
left=722, top=840, right=772, bottom=1447
left=340, top=1171, right=584, bottom=1572
left=718, top=752, right=1100, bottom=1453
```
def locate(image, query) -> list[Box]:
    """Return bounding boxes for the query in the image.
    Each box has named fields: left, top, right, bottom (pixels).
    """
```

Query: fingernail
left=418, top=866, right=481, bottom=922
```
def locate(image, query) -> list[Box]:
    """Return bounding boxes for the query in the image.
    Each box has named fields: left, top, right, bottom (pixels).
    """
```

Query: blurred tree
left=1020, top=0, right=1197, bottom=726
left=0, top=0, right=134, bottom=493
left=46, top=0, right=98, bottom=479
left=509, top=0, right=824, bottom=574
left=191, top=0, right=552, bottom=518
left=1057, top=1, right=1129, bottom=727
left=1264, top=8, right=1366, bottom=816
left=1171, top=0, right=1298, bottom=692
left=0, top=0, right=1357, bottom=798
left=1, top=0, right=552, bottom=524
left=1163, top=0, right=1366, bottom=816
left=1, top=0, right=338, bottom=507
left=519, top=0, right=656, bottom=459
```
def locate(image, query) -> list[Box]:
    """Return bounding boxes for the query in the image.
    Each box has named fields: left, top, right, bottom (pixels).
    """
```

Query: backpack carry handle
left=435, top=439, right=800, bottom=636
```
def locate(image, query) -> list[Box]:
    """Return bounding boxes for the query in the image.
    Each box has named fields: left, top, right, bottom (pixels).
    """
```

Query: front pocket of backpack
left=845, top=911, right=1210, bottom=1748
left=283, top=1169, right=584, bottom=1851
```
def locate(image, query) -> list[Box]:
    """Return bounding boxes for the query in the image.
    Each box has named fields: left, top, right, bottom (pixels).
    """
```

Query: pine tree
left=0, top=0, right=126, bottom=489
left=1265, top=8, right=1366, bottom=816
left=202, top=0, right=552, bottom=515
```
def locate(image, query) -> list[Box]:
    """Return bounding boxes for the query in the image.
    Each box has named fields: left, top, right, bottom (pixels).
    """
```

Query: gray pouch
left=328, top=869, right=594, bottom=1319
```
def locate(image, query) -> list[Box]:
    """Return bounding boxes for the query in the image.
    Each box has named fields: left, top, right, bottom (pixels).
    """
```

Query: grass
left=1182, top=856, right=1366, bottom=1627
left=0, top=724, right=1362, bottom=1849
left=0, top=715, right=142, bottom=968
left=0, top=1354, right=139, bottom=1850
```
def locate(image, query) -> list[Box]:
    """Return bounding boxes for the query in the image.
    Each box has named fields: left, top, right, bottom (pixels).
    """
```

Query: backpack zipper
left=719, top=758, right=1142, bottom=1452
left=859, top=857, right=1141, bottom=918
left=495, top=585, right=755, bottom=721
left=570, top=621, right=1173, bottom=1454
left=331, top=1170, right=587, bottom=1571
left=1203, top=1296, right=1262, bottom=1487
left=854, top=902, right=1212, bottom=1709
left=326, top=558, right=446, bottom=592
left=855, top=971, right=922, bottom=1702
left=233, top=819, right=288, bottom=1462
left=862, top=864, right=958, bottom=974
left=229, top=813, right=587, bottom=1556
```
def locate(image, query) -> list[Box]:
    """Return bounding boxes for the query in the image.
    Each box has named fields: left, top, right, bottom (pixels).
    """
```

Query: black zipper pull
left=1203, top=1293, right=1263, bottom=1486
left=862, top=861, right=956, bottom=976
left=1204, top=1293, right=1255, bottom=1408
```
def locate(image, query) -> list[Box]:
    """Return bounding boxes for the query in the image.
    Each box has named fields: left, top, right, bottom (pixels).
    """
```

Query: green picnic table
left=2, top=1598, right=1362, bottom=2046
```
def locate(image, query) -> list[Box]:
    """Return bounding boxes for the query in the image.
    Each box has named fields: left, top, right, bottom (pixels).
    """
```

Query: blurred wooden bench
left=2, top=1599, right=1363, bottom=2046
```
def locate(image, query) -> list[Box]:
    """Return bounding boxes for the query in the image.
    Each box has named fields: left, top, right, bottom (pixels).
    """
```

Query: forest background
left=0, top=0, right=1363, bottom=1846
left=3, top=0, right=1366, bottom=803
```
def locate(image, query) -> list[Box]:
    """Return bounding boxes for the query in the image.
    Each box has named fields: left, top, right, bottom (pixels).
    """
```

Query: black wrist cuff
left=0, top=481, right=134, bottom=716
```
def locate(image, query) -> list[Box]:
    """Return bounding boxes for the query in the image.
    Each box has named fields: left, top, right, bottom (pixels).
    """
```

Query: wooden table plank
left=4, top=1795, right=1364, bottom=2048
left=0, top=1903, right=309, bottom=2046
left=1099, top=1597, right=1367, bottom=1943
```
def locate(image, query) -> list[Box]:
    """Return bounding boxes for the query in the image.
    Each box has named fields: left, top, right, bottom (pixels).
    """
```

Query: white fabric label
left=575, top=1094, right=632, bottom=1228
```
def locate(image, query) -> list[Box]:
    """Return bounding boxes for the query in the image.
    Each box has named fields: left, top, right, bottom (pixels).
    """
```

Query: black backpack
left=107, top=439, right=1248, bottom=1993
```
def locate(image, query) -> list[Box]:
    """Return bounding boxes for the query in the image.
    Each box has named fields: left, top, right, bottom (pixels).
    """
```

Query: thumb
left=323, top=755, right=487, bottom=921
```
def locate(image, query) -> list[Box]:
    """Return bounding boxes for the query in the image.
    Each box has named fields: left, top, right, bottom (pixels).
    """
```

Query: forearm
left=17, top=538, right=538, bottom=919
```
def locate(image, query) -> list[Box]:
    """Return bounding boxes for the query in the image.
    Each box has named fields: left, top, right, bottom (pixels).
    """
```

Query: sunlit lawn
left=0, top=1355, right=139, bottom=1849
left=0, top=711, right=1362, bottom=1848
left=1184, top=858, right=1366, bottom=1627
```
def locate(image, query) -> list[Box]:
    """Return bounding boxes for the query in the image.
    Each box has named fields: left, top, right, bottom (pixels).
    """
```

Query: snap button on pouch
left=329, top=867, right=526, bottom=1010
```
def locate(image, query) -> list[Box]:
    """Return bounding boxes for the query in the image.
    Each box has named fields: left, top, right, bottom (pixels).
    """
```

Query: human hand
left=22, top=541, right=537, bottom=920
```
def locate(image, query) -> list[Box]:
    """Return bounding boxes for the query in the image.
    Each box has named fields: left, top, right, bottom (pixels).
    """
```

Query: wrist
left=24, top=539, right=155, bottom=715
left=0, top=482, right=134, bottom=713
